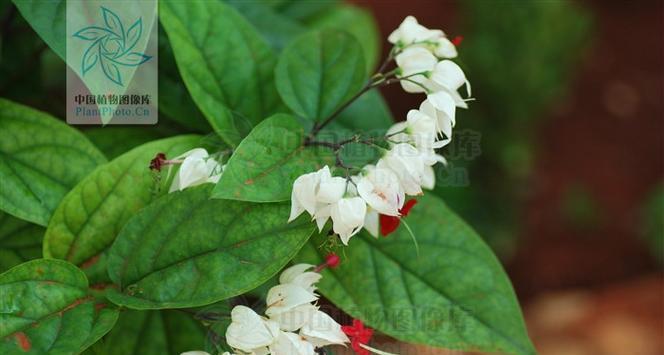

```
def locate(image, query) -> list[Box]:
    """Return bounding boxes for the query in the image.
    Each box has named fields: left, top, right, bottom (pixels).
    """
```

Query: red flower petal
left=380, top=215, right=400, bottom=236
left=400, top=199, right=418, bottom=216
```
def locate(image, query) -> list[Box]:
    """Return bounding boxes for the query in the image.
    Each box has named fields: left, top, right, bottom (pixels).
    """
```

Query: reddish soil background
left=350, top=0, right=663, bottom=353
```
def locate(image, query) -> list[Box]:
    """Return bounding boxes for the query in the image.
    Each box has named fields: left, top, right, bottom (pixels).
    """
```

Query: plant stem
left=309, top=82, right=376, bottom=137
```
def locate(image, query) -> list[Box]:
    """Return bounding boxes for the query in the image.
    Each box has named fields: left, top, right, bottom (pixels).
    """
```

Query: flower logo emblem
left=73, top=7, right=152, bottom=86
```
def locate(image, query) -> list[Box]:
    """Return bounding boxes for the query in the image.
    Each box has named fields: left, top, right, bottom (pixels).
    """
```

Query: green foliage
left=296, top=194, right=535, bottom=355
left=157, top=25, right=212, bottom=132
left=0, top=99, right=107, bottom=226
left=86, top=309, right=208, bottom=355
left=0, top=212, right=44, bottom=272
left=212, top=114, right=334, bottom=202
left=43, top=136, right=201, bottom=283
left=160, top=0, right=283, bottom=146
left=11, top=0, right=66, bottom=60
left=107, top=185, right=315, bottom=309
left=305, top=4, right=380, bottom=73
left=83, top=126, right=179, bottom=160
left=275, top=30, right=366, bottom=121
left=229, top=1, right=380, bottom=73
left=0, top=259, right=118, bottom=354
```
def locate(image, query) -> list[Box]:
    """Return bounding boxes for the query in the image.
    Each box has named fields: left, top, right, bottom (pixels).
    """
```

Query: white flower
left=389, top=16, right=457, bottom=59
left=388, top=108, right=445, bottom=152
left=311, top=168, right=347, bottom=230
left=270, top=303, right=319, bottom=332
left=300, top=310, right=350, bottom=347
left=379, top=143, right=426, bottom=196
left=357, top=165, right=404, bottom=216
left=421, top=91, right=456, bottom=144
left=225, top=306, right=279, bottom=354
left=169, top=148, right=223, bottom=192
left=433, top=36, right=458, bottom=59
left=180, top=352, right=211, bottom=355
left=278, top=264, right=322, bottom=294
left=289, top=165, right=348, bottom=229
left=395, top=47, right=437, bottom=93
left=422, top=165, right=436, bottom=190
left=269, top=331, right=315, bottom=355
left=388, top=15, right=441, bottom=46
left=330, top=197, right=367, bottom=245
left=265, top=283, right=318, bottom=317
left=288, top=169, right=323, bottom=222
left=364, top=208, right=380, bottom=237
left=316, top=169, right=347, bottom=204
left=430, top=60, right=471, bottom=108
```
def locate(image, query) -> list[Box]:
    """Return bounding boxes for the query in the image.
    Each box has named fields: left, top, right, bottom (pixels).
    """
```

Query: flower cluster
left=224, top=263, right=348, bottom=354
left=288, top=16, right=471, bottom=245
left=150, top=148, right=224, bottom=192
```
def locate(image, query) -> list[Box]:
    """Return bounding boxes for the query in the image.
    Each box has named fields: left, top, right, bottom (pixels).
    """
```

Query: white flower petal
left=357, top=166, right=404, bottom=216
left=265, top=284, right=318, bottom=317
left=279, top=264, right=315, bottom=284
left=225, top=306, right=278, bottom=353
left=269, top=331, right=315, bottom=355
left=288, top=171, right=321, bottom=222
left=316, top=176, right=347, bottom=204
left=422, top=165, right=436, bottom=190
left=301, top=310, right=350, bottom=347
left=270, top=303, right=319, bottom=332
left=364, top=208, right=380, bottom=238
left=330, top=197, right=367, bottom=245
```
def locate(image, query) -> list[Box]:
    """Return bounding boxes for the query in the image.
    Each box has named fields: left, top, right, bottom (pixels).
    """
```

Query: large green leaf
left=86, top=309, right=208, bottom=355
left=296, top=195, right=536, bottom=355
left=84, top=126, right=175, bottom=160
left=157, top=25, right=212, bottom=132
left=0, top=259, right=119, bottom=354
left=226, top=0, right=305, bottom=51
left=226, top=1, right=378, bottom=75
left=212, top=114, right=334, bottom=202
left=160, top=0, right=282, bottom=146
left=12, top=0, right=66, bottom=60
left=43, top=135, right=201, bottom=283
left=0, top=98, right=107, bottom=226
left=106, top=185, right=315, bottom=309
left=0, top=212, right=44, bottom=272
left=275, top=29, right=366, bottom=121
left=306, top=4, right=381, bottom=73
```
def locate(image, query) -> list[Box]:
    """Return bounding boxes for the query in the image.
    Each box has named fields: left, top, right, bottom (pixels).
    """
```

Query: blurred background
left=1, top=0, right=661, bottom=354
left=353, top=0, right=663, bottom=354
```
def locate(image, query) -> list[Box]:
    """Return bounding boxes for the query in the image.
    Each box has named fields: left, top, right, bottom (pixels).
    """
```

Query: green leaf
left=43, top=135, right=201, bottom=283
left=84, top=126, right=176, bottom=160
left=0, top=212, right=44, bottom=272
left=275, top=29, right=366, bottom=121
left=12, top=0, right=66, bottom=60
left=295, top=195, right=536, bottom=355
left=157, top=25, right=212, bottom=132
left=106, top=185, right=315, bottom=309
left=212, top=113, right=334, bottom=202
left=306, top=4, right=381, bottom=73
left=0, top=98, right=107, bottom=226
left=160, top=0, right=282, bottom=146
left=87, top=309, right=208, bottom=355
left=0, top=259, right=119, bottom=354
left=226, top=0, right=305, bottom=51
left=270, top=0, right=339, bottom=23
